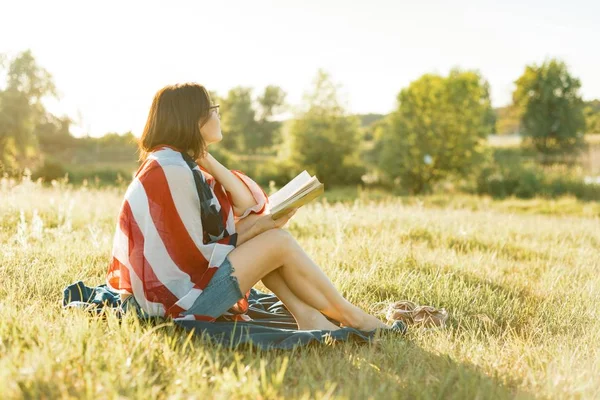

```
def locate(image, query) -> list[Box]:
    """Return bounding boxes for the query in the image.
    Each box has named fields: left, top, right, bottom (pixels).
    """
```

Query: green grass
left=324, top=187, right=600, bottom=218
left=1, top=177, right=599, bottom=399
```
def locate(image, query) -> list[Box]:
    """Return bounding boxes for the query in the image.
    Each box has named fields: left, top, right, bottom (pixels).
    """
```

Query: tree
left=495, top=105, right=521, bottom=135
left=513, top=59, right=586, bottom=156
left=257, top=85, right=286, bottom=120
left=216, top=85, right=286, bottom=154
left=286, top=70, right=364, bottom=186
left=378, top=69, right=494, bottom=194
left=0, top=50, right=57, bottom=171
left=218, top=87, right=256, bottom=153
left=255, top=85, right=286, bottom=149
left=584, top=100, right=600, bottom=134
left=35, top=113, right=73, bottom=154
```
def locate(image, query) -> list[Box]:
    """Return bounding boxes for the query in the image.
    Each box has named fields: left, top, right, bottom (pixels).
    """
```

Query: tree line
left=1, top=50, right=599, bottom=194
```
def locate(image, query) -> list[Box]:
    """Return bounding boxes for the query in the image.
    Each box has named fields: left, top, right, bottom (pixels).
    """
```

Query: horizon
left=2, top=0, right=599, bottom=137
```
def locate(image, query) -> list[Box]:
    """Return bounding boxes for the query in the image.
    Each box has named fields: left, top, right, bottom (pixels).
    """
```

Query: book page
left=268, top=170, right=311, bottom=208
left=270, top=177, right=319, bottom=214
left=270, top=183, right=324, bottom=219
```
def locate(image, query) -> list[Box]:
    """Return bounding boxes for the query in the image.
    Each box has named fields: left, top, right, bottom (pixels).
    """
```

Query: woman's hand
left=195, top=152, right=258, bottom=216
left=195, top=151, right=213, bottom=170
left=235, top=213, right=262, bottom=236
left=253, top=208, right=298, bottom=234
left=235, top=208, right=298, bottom=247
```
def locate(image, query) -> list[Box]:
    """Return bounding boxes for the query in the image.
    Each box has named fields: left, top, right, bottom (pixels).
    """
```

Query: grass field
left=1, top=177, right=599, bottom=399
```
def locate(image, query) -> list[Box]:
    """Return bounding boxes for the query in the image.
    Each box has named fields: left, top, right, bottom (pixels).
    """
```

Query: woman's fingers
left=277, top=208, right=297, bottom=220
left=286, top=208, right=298, bottom=220
left=274, top=208, right=298, bottom=228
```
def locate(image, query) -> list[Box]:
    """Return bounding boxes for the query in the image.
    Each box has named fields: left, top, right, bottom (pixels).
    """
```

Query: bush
left=513, top=170, right=542, bottom=199
left=482, top=172, right=508, bottom=199
left=252, top=159, right=296, bottom=188
left=59, top=163, right=136, bottom=186
left=32, top=159, right=67, bottom=182
left=209, top=147, right=298, bottom=189
left=476, top=159, right=599, bottom=201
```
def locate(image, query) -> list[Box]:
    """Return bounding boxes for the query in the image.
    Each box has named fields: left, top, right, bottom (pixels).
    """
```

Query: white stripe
left=106, top=222, right=132, bottom=296
left=126, top=178, right=195, bottom=299
left=173, top=287, right=204, bottom=310
left=173, top=314, right=198, bottom=321
left=225, top=206, right=236, bottom=233
left=147, top=147, right=181, bottom=162
left=109, top=147, right=236, bottom=317
left=156, top=159, right=235, bottom=270
left=158, top=162, right=215, bottom=261
left=110, top=225, right=165, bottom=316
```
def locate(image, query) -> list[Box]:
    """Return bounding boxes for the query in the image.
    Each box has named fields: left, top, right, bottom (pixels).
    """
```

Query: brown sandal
left=386, top=300, right=417, bottom=324
left=386, top=301, right=449, bottom=328
left=411, top=305, right=448, bottom=328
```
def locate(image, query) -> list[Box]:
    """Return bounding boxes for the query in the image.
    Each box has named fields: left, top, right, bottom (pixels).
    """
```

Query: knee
left=260, top=228, right=296, bottom=256
left=262, top=228, right=294, bottom=246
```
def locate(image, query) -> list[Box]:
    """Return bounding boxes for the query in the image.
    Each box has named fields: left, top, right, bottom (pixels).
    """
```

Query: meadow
left=1, top=176, right=599, bottom=399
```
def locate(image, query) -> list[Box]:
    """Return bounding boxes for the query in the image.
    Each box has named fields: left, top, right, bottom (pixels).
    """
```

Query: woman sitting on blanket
left=106, top=82, right=403, bottom=333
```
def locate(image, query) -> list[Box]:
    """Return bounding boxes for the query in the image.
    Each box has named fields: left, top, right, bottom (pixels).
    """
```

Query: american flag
left=106, top=146, right=269, bottom=321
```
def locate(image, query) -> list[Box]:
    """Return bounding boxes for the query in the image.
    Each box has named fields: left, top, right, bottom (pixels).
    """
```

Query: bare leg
left=235, top=215, right=340, bottom=330
left=261, top=270, right=340, bottom=331
left=227, top=229, right=388, bottom=331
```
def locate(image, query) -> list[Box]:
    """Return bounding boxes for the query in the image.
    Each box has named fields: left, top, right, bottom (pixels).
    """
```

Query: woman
left=106, top=83, right=398, bottom=332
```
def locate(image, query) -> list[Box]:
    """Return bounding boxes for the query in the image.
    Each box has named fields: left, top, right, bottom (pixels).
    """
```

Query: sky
left=1, top=0, right=599, bottom=137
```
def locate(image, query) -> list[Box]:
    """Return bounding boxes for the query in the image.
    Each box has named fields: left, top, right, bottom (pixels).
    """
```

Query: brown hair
left=139, top=83, right=212, bottom=161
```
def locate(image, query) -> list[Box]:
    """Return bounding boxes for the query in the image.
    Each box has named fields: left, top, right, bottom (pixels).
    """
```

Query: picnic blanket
left=63, top=281, right=377, bottom=350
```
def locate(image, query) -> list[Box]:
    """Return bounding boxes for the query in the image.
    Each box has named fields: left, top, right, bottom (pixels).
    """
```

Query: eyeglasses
left=209, top=104, right=220, bottom=119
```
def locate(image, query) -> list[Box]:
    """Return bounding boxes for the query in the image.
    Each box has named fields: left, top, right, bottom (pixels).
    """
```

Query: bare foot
left=296, top=311, right=341, bottom=331
left=353, top=313, right=389, bottom=332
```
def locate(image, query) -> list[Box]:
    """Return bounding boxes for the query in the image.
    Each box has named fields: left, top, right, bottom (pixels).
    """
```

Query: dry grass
left=1, top=177, right=599, bottom=399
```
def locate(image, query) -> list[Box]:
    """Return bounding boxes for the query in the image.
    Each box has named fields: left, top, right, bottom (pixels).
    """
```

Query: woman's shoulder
left=127, top=151, right=195, bottom=194
left=138, top=148, right=191, bottom=174
left=146, top=147, right=190, bottom=168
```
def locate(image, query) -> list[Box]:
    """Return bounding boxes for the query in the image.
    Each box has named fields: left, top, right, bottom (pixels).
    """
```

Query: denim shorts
left=181, top=256, right=244, bottom=318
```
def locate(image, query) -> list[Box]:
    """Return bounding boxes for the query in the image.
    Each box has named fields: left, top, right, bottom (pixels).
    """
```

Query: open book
left=268, top=170, right=324, bottom=219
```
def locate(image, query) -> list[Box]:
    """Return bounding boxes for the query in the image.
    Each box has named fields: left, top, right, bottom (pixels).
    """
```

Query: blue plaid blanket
left=63, top=281, right=376, bottom=350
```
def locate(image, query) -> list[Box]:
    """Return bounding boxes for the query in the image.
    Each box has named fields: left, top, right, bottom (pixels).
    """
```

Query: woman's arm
left=235, top=213, right=262, bottom=236
left=235, top=209, right=297, bottom=246
left=197, top=152, right=257, bottom=216
left=236, top=222, right=263, bottom=247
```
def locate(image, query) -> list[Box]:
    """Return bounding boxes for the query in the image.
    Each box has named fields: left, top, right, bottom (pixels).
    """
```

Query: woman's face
left=199, top=108, right=222, bottom=146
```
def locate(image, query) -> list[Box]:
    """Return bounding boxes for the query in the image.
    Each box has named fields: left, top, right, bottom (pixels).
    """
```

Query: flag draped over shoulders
left=106, top=145, right=270, bottom=321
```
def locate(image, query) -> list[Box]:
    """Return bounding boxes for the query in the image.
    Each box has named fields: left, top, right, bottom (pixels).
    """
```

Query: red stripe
left=217, top=236, right=231, bottom=245
left=107, top=257, right=132, bottom=292
left=137, top=160, right=212, bottom=287
left=121, top=200, right=180, bottom=311
left=230, top=294, right=250, bottom=314
left=166, top=304, right=185, bottom=318
left=134, top=158, right=153, bottom=179
left=195, top=267, right=219, bottom=289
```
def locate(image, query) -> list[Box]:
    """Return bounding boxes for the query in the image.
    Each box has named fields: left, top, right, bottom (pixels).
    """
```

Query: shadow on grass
left=146, top=323, right=533, bottom=399
left=358, top=258, right=583, bottom=341
left=395, top=227, right=553, bottom=263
